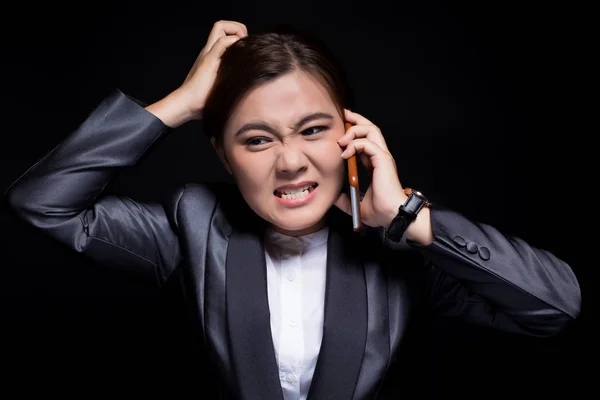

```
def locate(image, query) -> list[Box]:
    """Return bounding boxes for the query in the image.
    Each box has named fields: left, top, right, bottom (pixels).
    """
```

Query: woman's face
left=215, top=70, right=346, bottom=236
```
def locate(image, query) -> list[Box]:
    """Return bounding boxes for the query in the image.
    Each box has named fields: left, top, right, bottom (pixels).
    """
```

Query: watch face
left=404, top=188, right=431, bottom=207
left=413, top=190, right=425, bottom=199
left=412, top=190, right=430, bottom=207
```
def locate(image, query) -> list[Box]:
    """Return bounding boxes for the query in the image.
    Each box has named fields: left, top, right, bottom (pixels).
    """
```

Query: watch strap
left=385, top=188, right=430, bottom=243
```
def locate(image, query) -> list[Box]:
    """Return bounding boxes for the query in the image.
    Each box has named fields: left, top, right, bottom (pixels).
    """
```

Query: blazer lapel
left=225, top=206, right=368, bottom=400
left=226, top=228, right=284, bottom=400
left=307, top=219, right=368, bottom=399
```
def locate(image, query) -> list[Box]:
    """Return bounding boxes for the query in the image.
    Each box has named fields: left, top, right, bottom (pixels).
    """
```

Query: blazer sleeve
left=4, top=89, right=183, bottom=286
left=401, top=207, right=581, bottom=337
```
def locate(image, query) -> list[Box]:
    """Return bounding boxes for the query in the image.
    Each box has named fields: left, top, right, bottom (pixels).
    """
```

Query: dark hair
left=202, top=27, right=350, bottom=146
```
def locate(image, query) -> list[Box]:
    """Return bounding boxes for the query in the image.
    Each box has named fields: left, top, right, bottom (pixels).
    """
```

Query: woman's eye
left=302, top=126, right=328, bottom=136
left=245, top=126, right=328, bottom=146
left=246, top=137, right=270, bottom=146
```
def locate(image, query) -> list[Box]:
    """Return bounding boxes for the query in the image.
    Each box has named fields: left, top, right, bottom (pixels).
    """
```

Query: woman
left=4, top=20, right=581, bottom=400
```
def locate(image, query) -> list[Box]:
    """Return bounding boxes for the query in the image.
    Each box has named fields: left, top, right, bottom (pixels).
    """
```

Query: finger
left=340, top=138, right=375, bottom=170
left=339, top=132, right=374, bottom=169
left=232, top=21, right=249, bottom=37
left=207, top=20, right=248, bottom=44
left=344, top=108, right=376, bottom=126
left=205, top=34, right=243, bottom=60
left=341, top=138, right=390, bottom=169
left=205, top=20, right=248, bottom=52
left=338, top=124, right=389, bottom=152
left=333, top=192, right=352, bottom=216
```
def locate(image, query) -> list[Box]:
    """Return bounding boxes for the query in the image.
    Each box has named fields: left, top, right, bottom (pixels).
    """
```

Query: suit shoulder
left=162, top=182, right=237, bottom=229
left=173, top=182, right=237, bottom=203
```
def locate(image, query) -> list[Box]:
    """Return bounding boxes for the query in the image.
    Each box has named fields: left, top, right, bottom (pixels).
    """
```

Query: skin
left=213, top=70, right=346, bottom=236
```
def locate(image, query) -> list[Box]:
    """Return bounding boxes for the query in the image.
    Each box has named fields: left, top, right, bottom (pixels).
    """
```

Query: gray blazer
left=4, top=90, right=581, bottom=399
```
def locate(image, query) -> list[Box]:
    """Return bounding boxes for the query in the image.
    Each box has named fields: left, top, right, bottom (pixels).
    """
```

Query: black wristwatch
left=385, top=188, right=431, bottom=243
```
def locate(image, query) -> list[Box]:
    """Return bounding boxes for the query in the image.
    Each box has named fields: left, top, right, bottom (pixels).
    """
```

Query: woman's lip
left=274, top=182, right=317, bottom=192
left=274, top=185, right=318, bottom=207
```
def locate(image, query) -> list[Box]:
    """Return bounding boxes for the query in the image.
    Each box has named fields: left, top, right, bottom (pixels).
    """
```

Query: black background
left=0, top=0, right=590, bottom=397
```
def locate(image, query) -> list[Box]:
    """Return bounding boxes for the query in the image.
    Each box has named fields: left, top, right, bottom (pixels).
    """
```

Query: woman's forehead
left=228, top=71, right=340, bottom=128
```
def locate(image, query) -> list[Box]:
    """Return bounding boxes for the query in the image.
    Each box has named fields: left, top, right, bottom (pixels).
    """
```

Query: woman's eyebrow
left=234, top=112, right=334, bottom=137
left=291, top=112, right=334, bottom=130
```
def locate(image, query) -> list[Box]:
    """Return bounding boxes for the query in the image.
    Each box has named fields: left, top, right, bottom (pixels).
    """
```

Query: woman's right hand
left=145, top=20, right=248, bottom=128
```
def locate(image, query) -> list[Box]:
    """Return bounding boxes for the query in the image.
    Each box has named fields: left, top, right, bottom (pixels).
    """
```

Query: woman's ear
left=210, top=137, right=233, bottom=175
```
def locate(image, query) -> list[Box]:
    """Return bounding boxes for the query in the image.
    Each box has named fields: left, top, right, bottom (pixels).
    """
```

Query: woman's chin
left=268, top=215, right=327, bottom=236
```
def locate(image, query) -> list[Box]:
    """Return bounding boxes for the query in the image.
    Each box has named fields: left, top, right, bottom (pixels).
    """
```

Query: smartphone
left=345, top=122, right=362, bottom=232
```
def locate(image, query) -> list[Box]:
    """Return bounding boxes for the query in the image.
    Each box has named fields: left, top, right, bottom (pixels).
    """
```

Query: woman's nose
left=275, top=146, right=308, bottom=174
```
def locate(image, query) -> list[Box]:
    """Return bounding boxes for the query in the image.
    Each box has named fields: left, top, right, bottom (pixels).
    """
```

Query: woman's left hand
left=334, top=109, right=408, bottom=229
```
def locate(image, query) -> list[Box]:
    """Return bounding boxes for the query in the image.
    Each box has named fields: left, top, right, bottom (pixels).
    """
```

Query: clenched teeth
left=274, top=183, right=317, bottom=199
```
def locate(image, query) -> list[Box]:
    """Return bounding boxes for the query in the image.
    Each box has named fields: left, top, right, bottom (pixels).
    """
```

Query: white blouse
left=264, top=226, right=329, bottom=400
